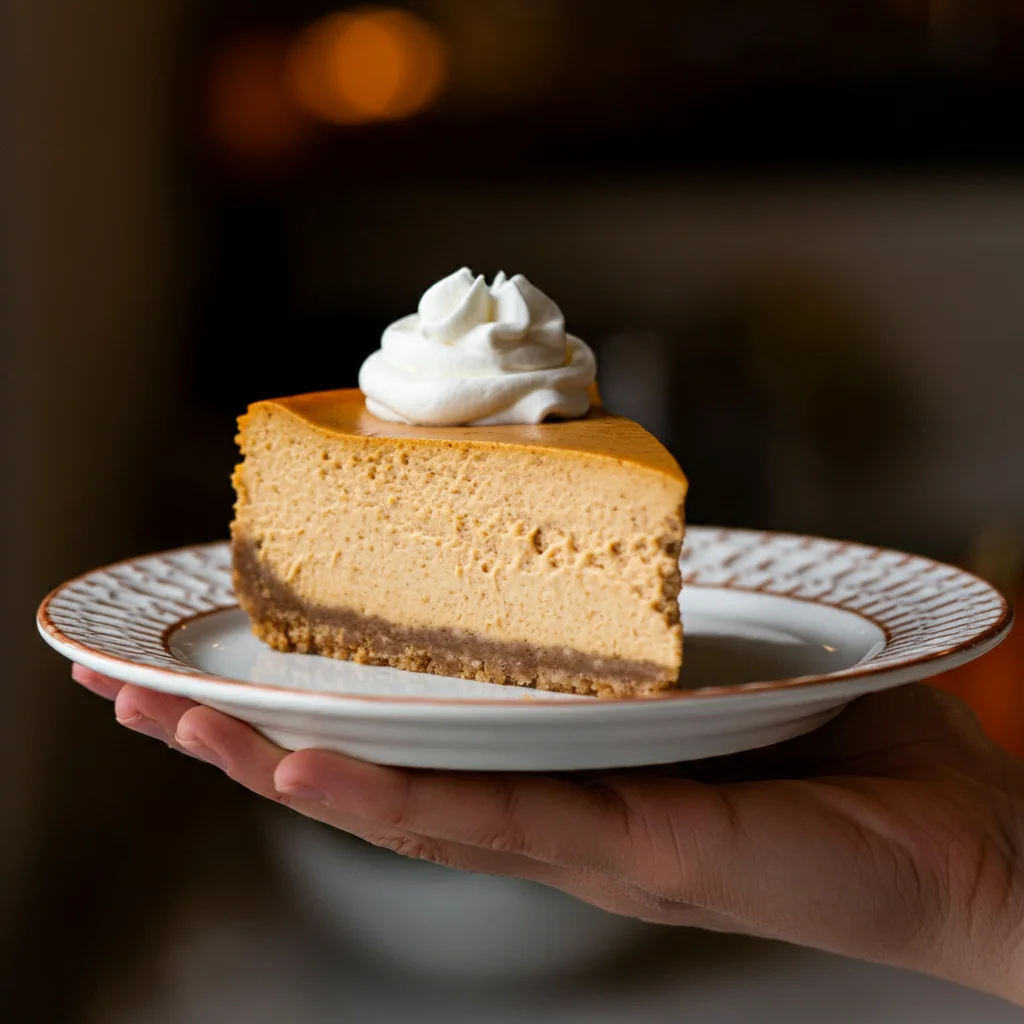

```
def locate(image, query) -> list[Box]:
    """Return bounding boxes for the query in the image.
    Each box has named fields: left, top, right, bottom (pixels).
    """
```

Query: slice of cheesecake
left=231, top=388, right=687, bottom=698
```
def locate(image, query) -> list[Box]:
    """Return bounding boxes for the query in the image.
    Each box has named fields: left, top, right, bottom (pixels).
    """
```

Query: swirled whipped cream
left=358, top=268, right=597, bottom=426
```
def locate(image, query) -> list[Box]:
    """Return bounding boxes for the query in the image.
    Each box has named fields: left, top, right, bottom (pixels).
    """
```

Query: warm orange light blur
left=207, top=35, right=310, bottom=161
left=287, top=8, right=449, bottom=126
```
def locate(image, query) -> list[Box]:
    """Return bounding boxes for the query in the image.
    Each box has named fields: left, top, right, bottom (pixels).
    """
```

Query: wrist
left=980, top=912, right=1024, bottom=1006
left=967, top=795, right=1024, bottom=1006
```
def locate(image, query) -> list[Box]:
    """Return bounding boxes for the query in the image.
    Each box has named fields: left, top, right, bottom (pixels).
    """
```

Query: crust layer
left=232, top=537, right=677, bottom=698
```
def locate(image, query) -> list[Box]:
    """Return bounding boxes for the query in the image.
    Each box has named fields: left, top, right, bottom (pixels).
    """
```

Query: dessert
left=231, top=269, right=687, bottom=697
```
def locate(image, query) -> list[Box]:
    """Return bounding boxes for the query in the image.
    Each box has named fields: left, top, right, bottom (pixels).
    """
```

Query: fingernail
left=116, top=714, right=169, bottom=743
left=276, top=782, right=327, bottom=804
left=175, top=737, right=227, bottom=772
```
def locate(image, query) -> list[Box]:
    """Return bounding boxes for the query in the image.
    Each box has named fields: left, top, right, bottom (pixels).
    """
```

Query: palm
left=527, top=688, right=1024, bottom=956
left=74, top=666, right=1024, bottom=1001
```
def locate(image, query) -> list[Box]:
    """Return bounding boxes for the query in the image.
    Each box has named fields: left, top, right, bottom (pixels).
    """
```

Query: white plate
left=38, top=528, right=1012, bottom=771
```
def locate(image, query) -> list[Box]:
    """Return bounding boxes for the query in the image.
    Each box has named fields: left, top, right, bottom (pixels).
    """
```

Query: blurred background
left=3, top=0, right=1024, bottom=1020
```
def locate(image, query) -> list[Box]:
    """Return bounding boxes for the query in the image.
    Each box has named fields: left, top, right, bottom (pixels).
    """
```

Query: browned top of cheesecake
left=248, top=388, right=686, bottom=484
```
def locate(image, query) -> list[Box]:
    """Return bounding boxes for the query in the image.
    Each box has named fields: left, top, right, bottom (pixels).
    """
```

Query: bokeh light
left=287, top=8, right=449, bottom=126
left=206, top=34, right=311, bottom=161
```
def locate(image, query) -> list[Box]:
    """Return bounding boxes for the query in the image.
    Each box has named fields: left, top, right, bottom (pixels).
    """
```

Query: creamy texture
left=232, top=395, right=686, bottom=680
left=359, top=268, right=597, bottom=426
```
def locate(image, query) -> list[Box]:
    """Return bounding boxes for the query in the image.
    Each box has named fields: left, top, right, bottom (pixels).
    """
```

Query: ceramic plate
left=38, top=528, right=1012, bottom=771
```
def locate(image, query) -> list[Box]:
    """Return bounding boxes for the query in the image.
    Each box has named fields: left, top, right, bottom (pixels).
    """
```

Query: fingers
left=272, top=751, right=766, bottom=918
left=175, top=705, right=286, bottom=797
left=72, top=670, right=203, bottom=760
left=72, top=664, right=123, bottom=700
left=115, top=685, right=197, bottom=739
left=171, top=708, right=517, bottom=862
left=67, top=666, right=759, bottom=926
left=272, top=750, right=663, bottom=877
left=73, top=673, right=769, bottom=931
left=172, top=708, right=588, bottom=888
left=84, top=681, right=614, bottom=895
left=111, top=684, right=201, bottom=757
left=184, top=724, right=756, bottom=924
left=73, top=667, right=792, bottom=932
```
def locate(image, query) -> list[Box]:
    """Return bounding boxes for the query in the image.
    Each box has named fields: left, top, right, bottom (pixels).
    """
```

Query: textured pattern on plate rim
left=38, top=529, right=1012, bottom=702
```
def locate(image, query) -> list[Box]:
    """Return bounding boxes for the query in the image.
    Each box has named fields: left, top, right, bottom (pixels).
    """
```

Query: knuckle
left=368, top=832, right=442, bottom=865
left=370, top=773, right=417, bottom=832
left=596, top=778, right=704, bottom=904
left=482, top=779, right=529, bottom=855
left=375, top=806, right=410, bottom=831
left=484, top=824, right=530, bottom=855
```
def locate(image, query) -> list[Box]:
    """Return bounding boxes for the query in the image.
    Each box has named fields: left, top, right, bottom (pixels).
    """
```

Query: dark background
left=3, top=1, right=1023, bottom=1020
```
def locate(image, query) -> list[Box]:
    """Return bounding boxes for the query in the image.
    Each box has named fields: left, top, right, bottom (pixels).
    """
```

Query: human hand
left=74, top=664, right=1024, bottom=1004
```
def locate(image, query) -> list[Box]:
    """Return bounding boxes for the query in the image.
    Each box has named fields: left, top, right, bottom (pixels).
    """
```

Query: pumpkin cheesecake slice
left=230, top=269, right=687, bottom=697
left=231, top=389, right=686, bottom=697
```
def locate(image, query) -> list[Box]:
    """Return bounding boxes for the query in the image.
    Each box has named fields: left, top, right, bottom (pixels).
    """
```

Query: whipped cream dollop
left=358, top=268, right=597, bottom=426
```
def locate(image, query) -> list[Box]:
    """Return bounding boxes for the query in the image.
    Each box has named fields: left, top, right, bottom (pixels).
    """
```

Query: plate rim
left=37, top=530, right=1014, bottom=709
